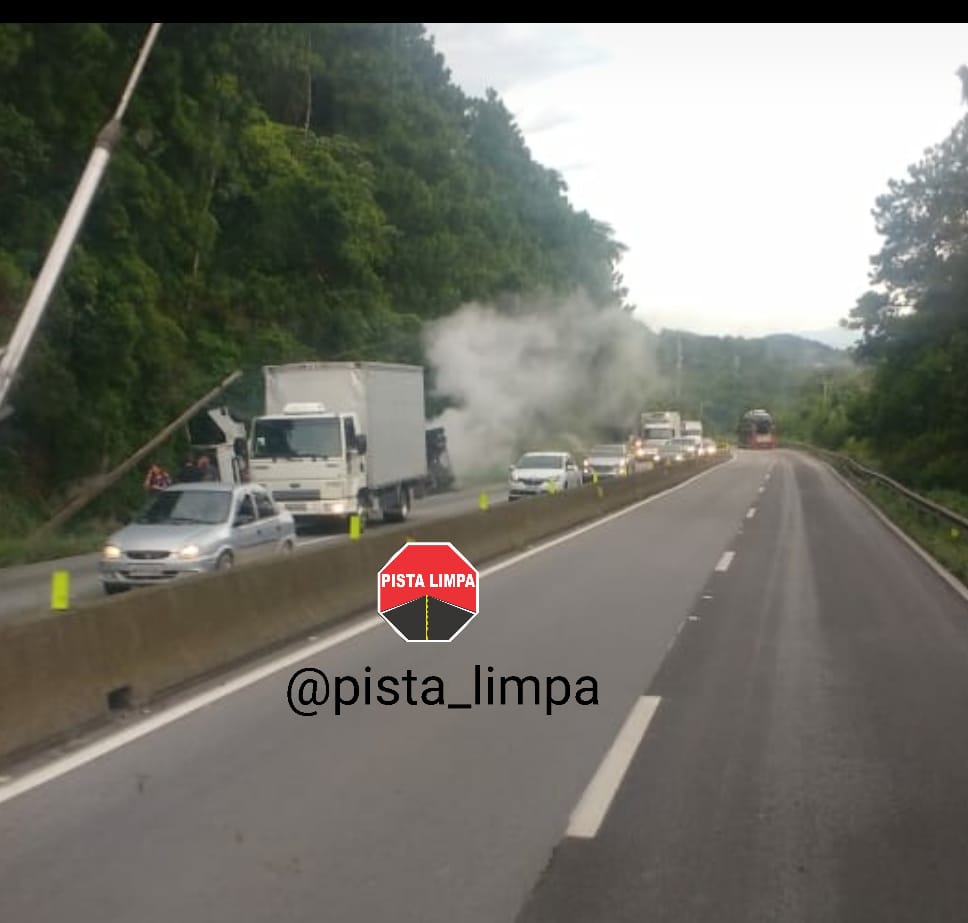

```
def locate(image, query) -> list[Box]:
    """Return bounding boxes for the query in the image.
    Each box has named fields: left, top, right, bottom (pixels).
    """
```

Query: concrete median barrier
left=0, top=455, right=726, bottom=765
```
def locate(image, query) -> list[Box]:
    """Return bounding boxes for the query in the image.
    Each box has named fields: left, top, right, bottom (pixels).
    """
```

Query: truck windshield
left=252, top=417, right=343, bottom=459
left=645, top=427, right=674, bottom=440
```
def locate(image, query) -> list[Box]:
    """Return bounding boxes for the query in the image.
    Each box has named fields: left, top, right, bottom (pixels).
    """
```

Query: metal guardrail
left=784, top=441, right=968, bottom=532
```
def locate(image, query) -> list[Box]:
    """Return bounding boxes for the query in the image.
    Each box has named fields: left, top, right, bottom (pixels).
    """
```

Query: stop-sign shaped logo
left=378, top=542, right=480, bottom=642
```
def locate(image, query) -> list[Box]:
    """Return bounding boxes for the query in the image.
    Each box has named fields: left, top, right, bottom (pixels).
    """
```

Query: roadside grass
left=0, top=524, right=117, bottom=568
left=854, top=477, right=968, bottom=587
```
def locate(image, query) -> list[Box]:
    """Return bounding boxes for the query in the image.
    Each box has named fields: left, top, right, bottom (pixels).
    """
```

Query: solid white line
left=0, top=615, right=382, bottom=807
left=0, top=460, right=732, bottom=805
left=298, top=535, right=342, bottom=548
left=715, top=551, right=735, bottom=572
left=483, top=458, right=733, bottom=578
left=746, top=508, right=756, bottom=519
left=811, top=454, right=968, bottom=606
left=566, top=695, right=661, bottom=838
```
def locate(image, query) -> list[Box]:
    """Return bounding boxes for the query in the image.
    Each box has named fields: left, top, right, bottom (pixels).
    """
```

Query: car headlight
left=178, top=544, right=201, bottom=559
left=102, top=544, right=121, bottom=560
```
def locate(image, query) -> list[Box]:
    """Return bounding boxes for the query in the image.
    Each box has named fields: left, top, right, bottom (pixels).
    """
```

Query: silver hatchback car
left=100, top=482, right=296, bottom=594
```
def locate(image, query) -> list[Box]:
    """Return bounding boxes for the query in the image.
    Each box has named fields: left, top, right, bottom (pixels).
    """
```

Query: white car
left=508, top=451, right=583, bottom=500
left=582, top=444, right=634, bottom=480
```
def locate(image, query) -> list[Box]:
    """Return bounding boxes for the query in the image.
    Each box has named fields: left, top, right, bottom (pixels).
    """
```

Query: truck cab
left=636, top=411, right=682, bottom=462
left=247, top=403, right=367, bottom=524
left=186, top=407, right=250, bottom=483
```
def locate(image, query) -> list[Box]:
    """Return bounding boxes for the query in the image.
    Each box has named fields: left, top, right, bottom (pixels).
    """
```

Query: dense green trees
left=643, top=330, right=853, bottom=438
left=0, top=23, right=628, bottom=518
left=842, top=76, right=968, bottom=490
left=5, top=22, right=959, bottom=527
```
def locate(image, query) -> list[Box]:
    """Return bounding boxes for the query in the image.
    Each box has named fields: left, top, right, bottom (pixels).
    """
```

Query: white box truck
left=248, top=362, right=427, bottom=527
left=634, top=410, right=681, bottom=461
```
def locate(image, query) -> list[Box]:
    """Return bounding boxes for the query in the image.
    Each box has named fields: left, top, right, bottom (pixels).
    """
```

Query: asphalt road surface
left=3, top=450, right=968, bottom=922
left=0, top=482, right=507, bottom=621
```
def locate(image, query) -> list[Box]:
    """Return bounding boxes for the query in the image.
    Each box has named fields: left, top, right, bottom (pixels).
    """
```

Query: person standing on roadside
left=144, top=462, right=172, bottom=493
left=196, top=455, right=218, bottom=481
left=176, top=455, right=201, bottom=483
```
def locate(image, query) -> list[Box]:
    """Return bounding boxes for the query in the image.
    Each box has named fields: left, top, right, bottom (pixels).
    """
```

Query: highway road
left=0, top=481, right=508, bottom=621
left=3, top=449, right=968, bottom=922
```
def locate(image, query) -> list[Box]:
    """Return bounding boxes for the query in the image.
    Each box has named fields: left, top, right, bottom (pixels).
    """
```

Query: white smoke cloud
left=424, top=291, right=661, bottom=478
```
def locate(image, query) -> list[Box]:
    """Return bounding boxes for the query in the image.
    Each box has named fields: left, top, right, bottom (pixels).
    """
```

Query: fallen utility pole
left=29, top=368, right=241, bottom=541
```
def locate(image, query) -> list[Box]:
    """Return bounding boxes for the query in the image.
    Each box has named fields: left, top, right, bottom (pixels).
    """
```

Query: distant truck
left=247, top=362, right=428, bottom=527
left=682, top=420, right=703, bottom=439
left=737, top=408, right=777, bottom=449
left=633, top=410, right=682, bottom=461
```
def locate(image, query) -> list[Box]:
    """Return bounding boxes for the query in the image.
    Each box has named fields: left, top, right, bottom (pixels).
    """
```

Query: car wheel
left=104, top=583, right=127, bottom=595
left=281, top=540, right=294, bottom=554
left=215, top=551, right=234, bottom=570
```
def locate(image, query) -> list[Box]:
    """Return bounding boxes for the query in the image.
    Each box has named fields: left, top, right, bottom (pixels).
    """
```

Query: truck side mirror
left=355, top=434, right=367, bottom=454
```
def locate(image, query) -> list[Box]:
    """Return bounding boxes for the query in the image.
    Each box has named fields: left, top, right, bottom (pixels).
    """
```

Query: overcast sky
left=424, top=23, right=968, bottom=339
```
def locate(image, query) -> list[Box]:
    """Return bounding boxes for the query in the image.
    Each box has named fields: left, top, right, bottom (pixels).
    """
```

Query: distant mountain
left=759, top=333, right=854, bottom=369
left=789, top=326, right=859, bottom=351
left=642, top=329, right=856, bottom=435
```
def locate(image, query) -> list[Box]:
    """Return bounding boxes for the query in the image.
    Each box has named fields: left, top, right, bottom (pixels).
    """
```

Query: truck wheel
left=383, top=487, right=411, bottom=523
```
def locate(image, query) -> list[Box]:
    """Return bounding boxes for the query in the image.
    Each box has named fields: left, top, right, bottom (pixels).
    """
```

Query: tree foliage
left=844, top=74, right=968, bottom=490
left=0, top=23, right=628, bottom=512
left=642, top=330, right=853, bottom=438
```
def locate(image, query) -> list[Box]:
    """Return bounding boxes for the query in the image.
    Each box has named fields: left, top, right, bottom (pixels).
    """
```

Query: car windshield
left=135, top=489, right=232, bottom=525
left=252, top=416, right=342, bottom=459
left=589, top=445, right=625, bottom=456
left=670, top=439, right=694, bottom=447
left=516, top=454, right=564, bottom=469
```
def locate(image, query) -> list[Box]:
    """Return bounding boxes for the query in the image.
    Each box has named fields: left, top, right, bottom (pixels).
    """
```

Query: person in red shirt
left=144, top=462, right=172, bottom=492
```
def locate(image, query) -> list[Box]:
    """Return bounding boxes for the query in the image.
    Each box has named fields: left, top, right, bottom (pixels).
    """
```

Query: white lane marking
left=483, top=458, right=732, bottom=578
left=0, top=460, right=732, bottom=805
left=821, top=457, right=968, bottom=606
left=758, top=486, right=766, bottom=494
left=566, top=695, right=661, bottom=839
left=0, top=616, right=382, bottom=807
left=715, top=551, right=735, bottom=572
left=298, top=535, right=341, bottom=548
left=746, top=508, right=757, bottom=519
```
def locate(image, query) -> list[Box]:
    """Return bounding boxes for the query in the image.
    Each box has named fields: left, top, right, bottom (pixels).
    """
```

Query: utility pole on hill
left=0, top=23, right=163, bottom=421
left=676, top=334, right=683, bottom=404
